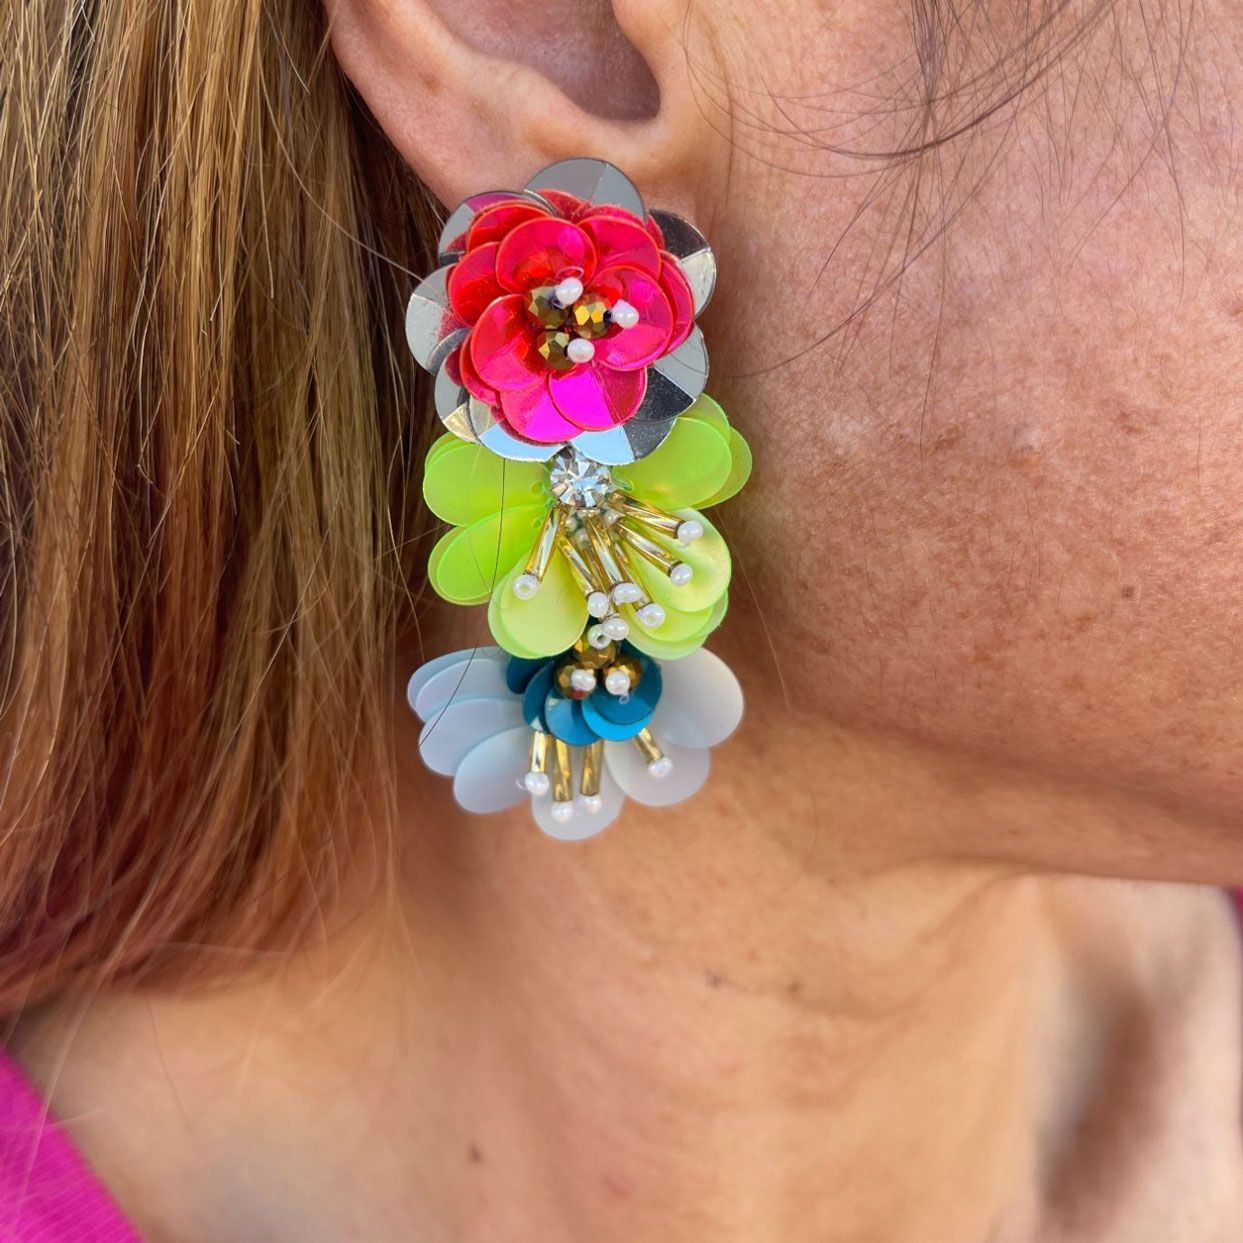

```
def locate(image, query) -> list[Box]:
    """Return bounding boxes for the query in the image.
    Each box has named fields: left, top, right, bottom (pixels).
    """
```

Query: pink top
left=0, top=1056, right=140, bottom=1241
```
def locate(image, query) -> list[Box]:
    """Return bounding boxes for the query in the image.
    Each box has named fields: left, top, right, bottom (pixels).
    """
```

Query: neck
left=10, top=689, right=1241, bottom=1242
left=391, top=837, right=1047, bottom=1243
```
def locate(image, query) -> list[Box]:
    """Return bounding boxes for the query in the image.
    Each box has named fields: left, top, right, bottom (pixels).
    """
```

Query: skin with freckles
left=13, top=0, right=1243, bottom=1239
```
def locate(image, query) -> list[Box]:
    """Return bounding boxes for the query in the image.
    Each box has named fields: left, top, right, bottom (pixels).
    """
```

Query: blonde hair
left=0, top=0, right=438, bottom=1009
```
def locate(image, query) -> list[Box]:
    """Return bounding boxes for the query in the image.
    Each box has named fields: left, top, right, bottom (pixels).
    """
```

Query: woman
left=1, top=0, right=1241, bottom=1238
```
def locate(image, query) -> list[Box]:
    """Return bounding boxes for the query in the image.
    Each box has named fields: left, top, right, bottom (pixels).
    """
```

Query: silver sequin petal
left=437, top=189, right=555, bottom=264
left=434, top=361, right=480, bottom=443
left=629, top=328, right=708, bottom=424
left=468, top=397, right=564, bottom=462
left=568, top=418, right=677, bottom=466
left=406, top=268, right=467, bottom=372
left=650, top=210, right=717, bottom=314
left=524, top=159, right=646, bottom=219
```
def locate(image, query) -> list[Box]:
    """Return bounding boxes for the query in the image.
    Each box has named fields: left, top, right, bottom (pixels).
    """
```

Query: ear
left=323, top=0, right=720, bottom=221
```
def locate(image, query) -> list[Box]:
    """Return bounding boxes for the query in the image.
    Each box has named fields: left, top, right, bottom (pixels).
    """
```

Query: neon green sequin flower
left=423, top=396, right=751, bottom=660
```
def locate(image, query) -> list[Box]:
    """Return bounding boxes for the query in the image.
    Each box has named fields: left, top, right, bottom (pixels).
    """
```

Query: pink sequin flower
left=407, top=160, right=716, bottom=465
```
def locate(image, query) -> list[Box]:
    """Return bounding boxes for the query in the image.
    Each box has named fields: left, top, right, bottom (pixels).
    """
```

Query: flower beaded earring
left=405, top=159, right=751, bottom=840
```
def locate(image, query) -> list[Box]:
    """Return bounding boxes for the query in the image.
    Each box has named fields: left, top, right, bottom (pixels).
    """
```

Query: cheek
left=713, top=188, right=1243, bottom=823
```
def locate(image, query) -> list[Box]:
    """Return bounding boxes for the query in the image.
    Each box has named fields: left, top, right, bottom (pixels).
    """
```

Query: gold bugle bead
left=524, top=507, right=568, bottom=581
left=616, top=522, right=678, bottom=574
left=556, top=532, right=611, bottom=605
left=581, top=515, right=628, bottom=588
left=609, top=493, right=683, bottom=537
left=612, top=543, right=653, bottom=609
left=528, top=730, right=550, bottom=777
left=580, top=740, right=604, bottom=798
left=550, top=737, right=574, bottom=804
left=632, top=727, right=665, bottom=766
left=571, top=526, right=612, bottom=585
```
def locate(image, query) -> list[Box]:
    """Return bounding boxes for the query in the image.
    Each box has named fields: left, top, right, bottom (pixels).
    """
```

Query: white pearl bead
left=512, top=572, right=540, bottom=600
left=587, top=624, right=611, bottom=649
left=586, top=590, right=611, bottom=619
left=676, top=519, right=704, bottom=544
left=566, top=337, right=595, bottom=364
left=524, top=771, right=550, bottom=796
left=554, top=276, right=584, bottom=306
left=669, top=562, right=693, bottom=587
left=550, top=801, right=575, bottom=823
left=636, top=602, right=665, bottom=628
left=647, top=756, right=674, bottom=779
left=610, top=299, right=640, bottom=329
left=604, top=669, right=631, bottom=696
left=611, top=581, right=642, bottom=604
left=602, top=614, right=629, bottom=641
left=582, top=794, right=604, bottom=813
left=569, top=668, right=597, bottom=693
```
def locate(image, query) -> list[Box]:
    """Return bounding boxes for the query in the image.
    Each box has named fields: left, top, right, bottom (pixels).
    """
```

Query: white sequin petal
left=651, top=649, right=744, bottom=749
left=604, top=739, right=710, bottom=807
left=418, top=696, right=526, bottom=777
left=413, top=651, right=511, bottom=723
left=453, top=726, right=533, bottom=814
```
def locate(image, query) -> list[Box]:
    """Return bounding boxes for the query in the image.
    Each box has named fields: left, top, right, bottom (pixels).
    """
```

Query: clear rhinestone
left=549, top=450, right=614, bottom=510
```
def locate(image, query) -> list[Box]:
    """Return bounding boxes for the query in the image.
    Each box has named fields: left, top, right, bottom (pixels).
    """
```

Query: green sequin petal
left=423, top=438, right=547, bottom=527
left=625, top=594, right=729, bottom=660
left=682, top=393, right=730, bottom=440
left=613, top=400, right=732, bottom=510
left=428, top=503, right=545, bottom=606
left=427, top=431, right=466, bottom=467
left=488, top=553, right=589, bottom=658
left=487, top=590, right=545, bottom=659
left=699, top=427, right=752, bottom=508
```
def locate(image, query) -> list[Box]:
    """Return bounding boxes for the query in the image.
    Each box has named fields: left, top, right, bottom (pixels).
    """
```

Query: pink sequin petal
left=548, top=364, right=647, bottom=430
left=578, top=204, right=647, bottom=229
left=592, top=267, right=674, bottom=371
left=457, top=341, right=499, bottom=404
left=466, top=201, right=550, bottom=249
left=579, top=215, right=662, bottom=277
left=500, top=379, right=585, bottom=443
left=658, top=255, right=696, bottom=353
left=446, top=243, right=505, bottom=324
left=584, top=269, right=624, bottom=304
left=538, top=190, right=590, bottom=220
left=644, top=213, right=666, bottom=249
left=495, top=218, right=597, bottom=293
left=468, top=296, right=544, bottom=391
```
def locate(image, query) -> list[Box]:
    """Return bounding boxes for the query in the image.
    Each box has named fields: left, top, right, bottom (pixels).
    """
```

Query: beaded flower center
left=525, top=275, right=640, bottom=372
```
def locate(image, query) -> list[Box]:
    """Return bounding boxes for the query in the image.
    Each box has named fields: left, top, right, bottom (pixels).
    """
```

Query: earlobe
left=323, top=0, right=708, bottom=214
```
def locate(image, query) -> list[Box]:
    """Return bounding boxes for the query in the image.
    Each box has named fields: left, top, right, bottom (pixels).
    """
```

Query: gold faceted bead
left=527, top=286, right=570, bottom=329
left=570, top=296, right=610, bottom=339
left=572, top=635, right=616, bottom=669
left=605, top=654, right=643, bottom=692
left=538, top=329, right=577, bottom=371
left=556, top=662, right=596, bottom=700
